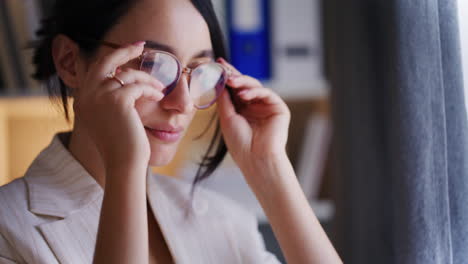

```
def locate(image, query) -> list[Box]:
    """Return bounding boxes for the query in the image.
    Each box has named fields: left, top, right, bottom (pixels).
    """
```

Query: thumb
left=217, top=89, right=237, bottom=125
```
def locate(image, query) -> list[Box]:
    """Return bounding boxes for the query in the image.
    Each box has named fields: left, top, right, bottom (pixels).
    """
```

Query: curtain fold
left=324, top=0, right=468, bottom=263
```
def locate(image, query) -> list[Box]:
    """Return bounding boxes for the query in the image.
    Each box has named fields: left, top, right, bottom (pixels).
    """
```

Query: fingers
left=217, top=89, right=237, bottom=120
left=217, top=57, right=241, bottom=76
left=93, top=41, right=146, bottom=81
left=216, top=58, right=262, bottom=89
left=215, top=57, right=287, bottom=112
left=113, top=83, right=164, bottom=107
left=105, top=68, right=165, bottom=91
left=227, top=74, right=263, bottom=90
left=236, top=87, right=283, bottom=105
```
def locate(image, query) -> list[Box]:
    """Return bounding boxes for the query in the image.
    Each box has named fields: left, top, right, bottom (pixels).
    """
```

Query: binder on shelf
left=271, top=0, right=324, bottom=95
left=296, top=114, right=332, bottom=200
left=0, top=0, right=41, bottom=94
left=211, top=0, right=228, bottom=43
left=0, top=0, right=22, bottom=93
left=227, top=0, right=271, bottom=80
left=0, top=64, right=5, bottom=93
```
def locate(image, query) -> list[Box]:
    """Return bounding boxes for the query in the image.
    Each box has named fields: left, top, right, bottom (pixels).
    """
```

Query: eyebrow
left=145, top=40, right=214, bottom=60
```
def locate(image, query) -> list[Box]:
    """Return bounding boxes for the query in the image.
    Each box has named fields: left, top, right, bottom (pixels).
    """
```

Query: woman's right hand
left=72, top=41, right=165, bottom=172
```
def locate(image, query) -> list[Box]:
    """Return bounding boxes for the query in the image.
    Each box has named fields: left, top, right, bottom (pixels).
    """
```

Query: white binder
left=271, top=0, right=325, bottom=97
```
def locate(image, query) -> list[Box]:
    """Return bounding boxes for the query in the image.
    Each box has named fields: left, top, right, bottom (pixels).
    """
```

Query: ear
left=52, top=34, right=81, bottom=89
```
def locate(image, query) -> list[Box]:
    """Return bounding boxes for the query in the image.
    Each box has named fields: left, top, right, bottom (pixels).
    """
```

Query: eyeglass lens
left=140, top=51, right=226, bottom=109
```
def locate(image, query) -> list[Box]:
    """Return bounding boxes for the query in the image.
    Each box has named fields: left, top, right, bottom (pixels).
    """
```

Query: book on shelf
left=0, top=64, right=5, bottom=92
left=227, top=0, right=272, bottom=80
left=223, top=0, right=325, bottom=98
left=296, top=113, right=332, bottom=200
left=0, top=1, right=21, bottom=94
left=0, top=0, right=42, bottom=95
left=211, top=0, right=228, bottom=42
left=271, top=0, right=324, bottom=96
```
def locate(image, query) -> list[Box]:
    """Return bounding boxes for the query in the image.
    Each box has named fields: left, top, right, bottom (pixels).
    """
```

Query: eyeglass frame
left=79, top=37, right=232, bottom=109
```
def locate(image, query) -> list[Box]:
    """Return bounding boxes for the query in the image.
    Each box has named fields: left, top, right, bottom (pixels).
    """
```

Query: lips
left=144, top=124, right=183, bottom=143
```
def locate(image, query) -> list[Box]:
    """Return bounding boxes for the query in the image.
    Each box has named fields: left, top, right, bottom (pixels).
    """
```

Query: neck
left=68, top=122, right=106, bottom=188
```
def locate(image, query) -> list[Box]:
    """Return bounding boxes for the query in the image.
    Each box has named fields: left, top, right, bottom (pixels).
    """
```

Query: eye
left=141, top=61, right=155, bottom=68
left=189, top=59, right=213, bottom=69
left=125, top=58, right=141, bottom=69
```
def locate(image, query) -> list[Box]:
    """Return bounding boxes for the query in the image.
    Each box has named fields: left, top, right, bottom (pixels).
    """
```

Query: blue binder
left=227, top=0, right=271, bottom=81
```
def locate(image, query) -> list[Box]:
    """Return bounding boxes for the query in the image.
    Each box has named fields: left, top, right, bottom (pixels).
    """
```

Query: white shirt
left=0, top=132, right=280, bottom=263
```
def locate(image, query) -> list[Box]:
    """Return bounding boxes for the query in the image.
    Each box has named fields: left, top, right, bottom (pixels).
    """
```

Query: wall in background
left=458, top=0, right=468, bottom=114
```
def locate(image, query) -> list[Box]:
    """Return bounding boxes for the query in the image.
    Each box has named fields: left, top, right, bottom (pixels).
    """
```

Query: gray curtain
left=323, top=0, right=468, bottom=263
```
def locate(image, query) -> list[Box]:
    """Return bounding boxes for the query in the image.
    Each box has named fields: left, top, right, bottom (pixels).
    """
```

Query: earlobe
left=52, top=34, right=80, bottom=89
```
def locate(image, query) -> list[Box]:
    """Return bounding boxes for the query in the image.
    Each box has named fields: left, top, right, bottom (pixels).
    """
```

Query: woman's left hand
left=216, top=58, right=291, bottom=177
left=217, top=60, right=343, bottom=264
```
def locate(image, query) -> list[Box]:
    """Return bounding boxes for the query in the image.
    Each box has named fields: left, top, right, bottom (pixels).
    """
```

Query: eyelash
left=188, top=59, right=213, bottom=68
left=139, top=59, right=213, bottom=69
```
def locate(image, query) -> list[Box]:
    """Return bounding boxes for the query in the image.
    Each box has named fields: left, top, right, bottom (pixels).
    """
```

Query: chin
left=147, top=142, right=178, bottom=166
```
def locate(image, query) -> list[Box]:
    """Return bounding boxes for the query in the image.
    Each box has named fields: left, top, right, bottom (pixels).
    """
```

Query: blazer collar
left=24, top=132, right=104, bottom=218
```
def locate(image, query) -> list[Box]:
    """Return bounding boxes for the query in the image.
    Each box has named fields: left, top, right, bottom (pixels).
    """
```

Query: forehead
left=104, top=0, right=213, bottom=61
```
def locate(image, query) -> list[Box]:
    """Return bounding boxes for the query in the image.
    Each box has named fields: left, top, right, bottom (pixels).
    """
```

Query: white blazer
left=0, top=132, right=280, bottom=264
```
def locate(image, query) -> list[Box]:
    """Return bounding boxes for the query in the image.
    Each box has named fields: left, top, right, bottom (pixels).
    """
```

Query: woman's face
left=84, top=0, right=213, bottom=166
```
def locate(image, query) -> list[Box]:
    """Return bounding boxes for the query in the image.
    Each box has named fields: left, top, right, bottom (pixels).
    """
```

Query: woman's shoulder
left=0, top=176, right=40, bottom=234
left=0, top=177, right=31, bottom=262
left=0, top=177, right=29, bottom=216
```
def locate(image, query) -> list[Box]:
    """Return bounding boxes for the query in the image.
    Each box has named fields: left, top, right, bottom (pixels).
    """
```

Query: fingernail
left=238, top=90, right=248, bottom=95
left=229, top=74, right=241, bottom=80
left=132, top=41, right=146, bottom=46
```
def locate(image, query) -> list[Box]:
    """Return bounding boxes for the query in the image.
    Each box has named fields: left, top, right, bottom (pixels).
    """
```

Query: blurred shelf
left=0, top=89, right=47, bottom=98
left=263, top=78, right=330, bottom=100
left=179, top=156, right=334, bottom=224
left=0, top=96, right=218, bottom=185
left=255, top=199, right=334, bottom=225
left=0, top=96, right=70, bottom=118
left=0, top=96, right=73, bottom=185
left=1, top=78, right=331, bottom=101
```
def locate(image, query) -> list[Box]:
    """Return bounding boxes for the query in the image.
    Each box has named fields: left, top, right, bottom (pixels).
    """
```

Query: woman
left=0, top=0, right=342, bottom=263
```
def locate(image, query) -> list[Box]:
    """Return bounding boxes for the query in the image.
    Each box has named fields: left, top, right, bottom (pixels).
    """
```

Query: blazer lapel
left=24, top=132, right=104, bottom=264
left=146, top=173, right=242, bottom=264
left=36, top=197, right=103, bottom=264
left=146, top=173, right=188, bottom=263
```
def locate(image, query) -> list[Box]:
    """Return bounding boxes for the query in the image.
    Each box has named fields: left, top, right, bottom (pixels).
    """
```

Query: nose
left=159, top=71, right=194, bottom=114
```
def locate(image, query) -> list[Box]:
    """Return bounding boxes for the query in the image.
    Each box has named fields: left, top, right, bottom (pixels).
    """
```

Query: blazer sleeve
left=0, top=233, right=19, bottom=264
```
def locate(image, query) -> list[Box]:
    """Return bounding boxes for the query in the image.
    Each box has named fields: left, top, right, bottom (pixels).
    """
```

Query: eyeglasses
left=88, top=39, right=231, bottom=109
